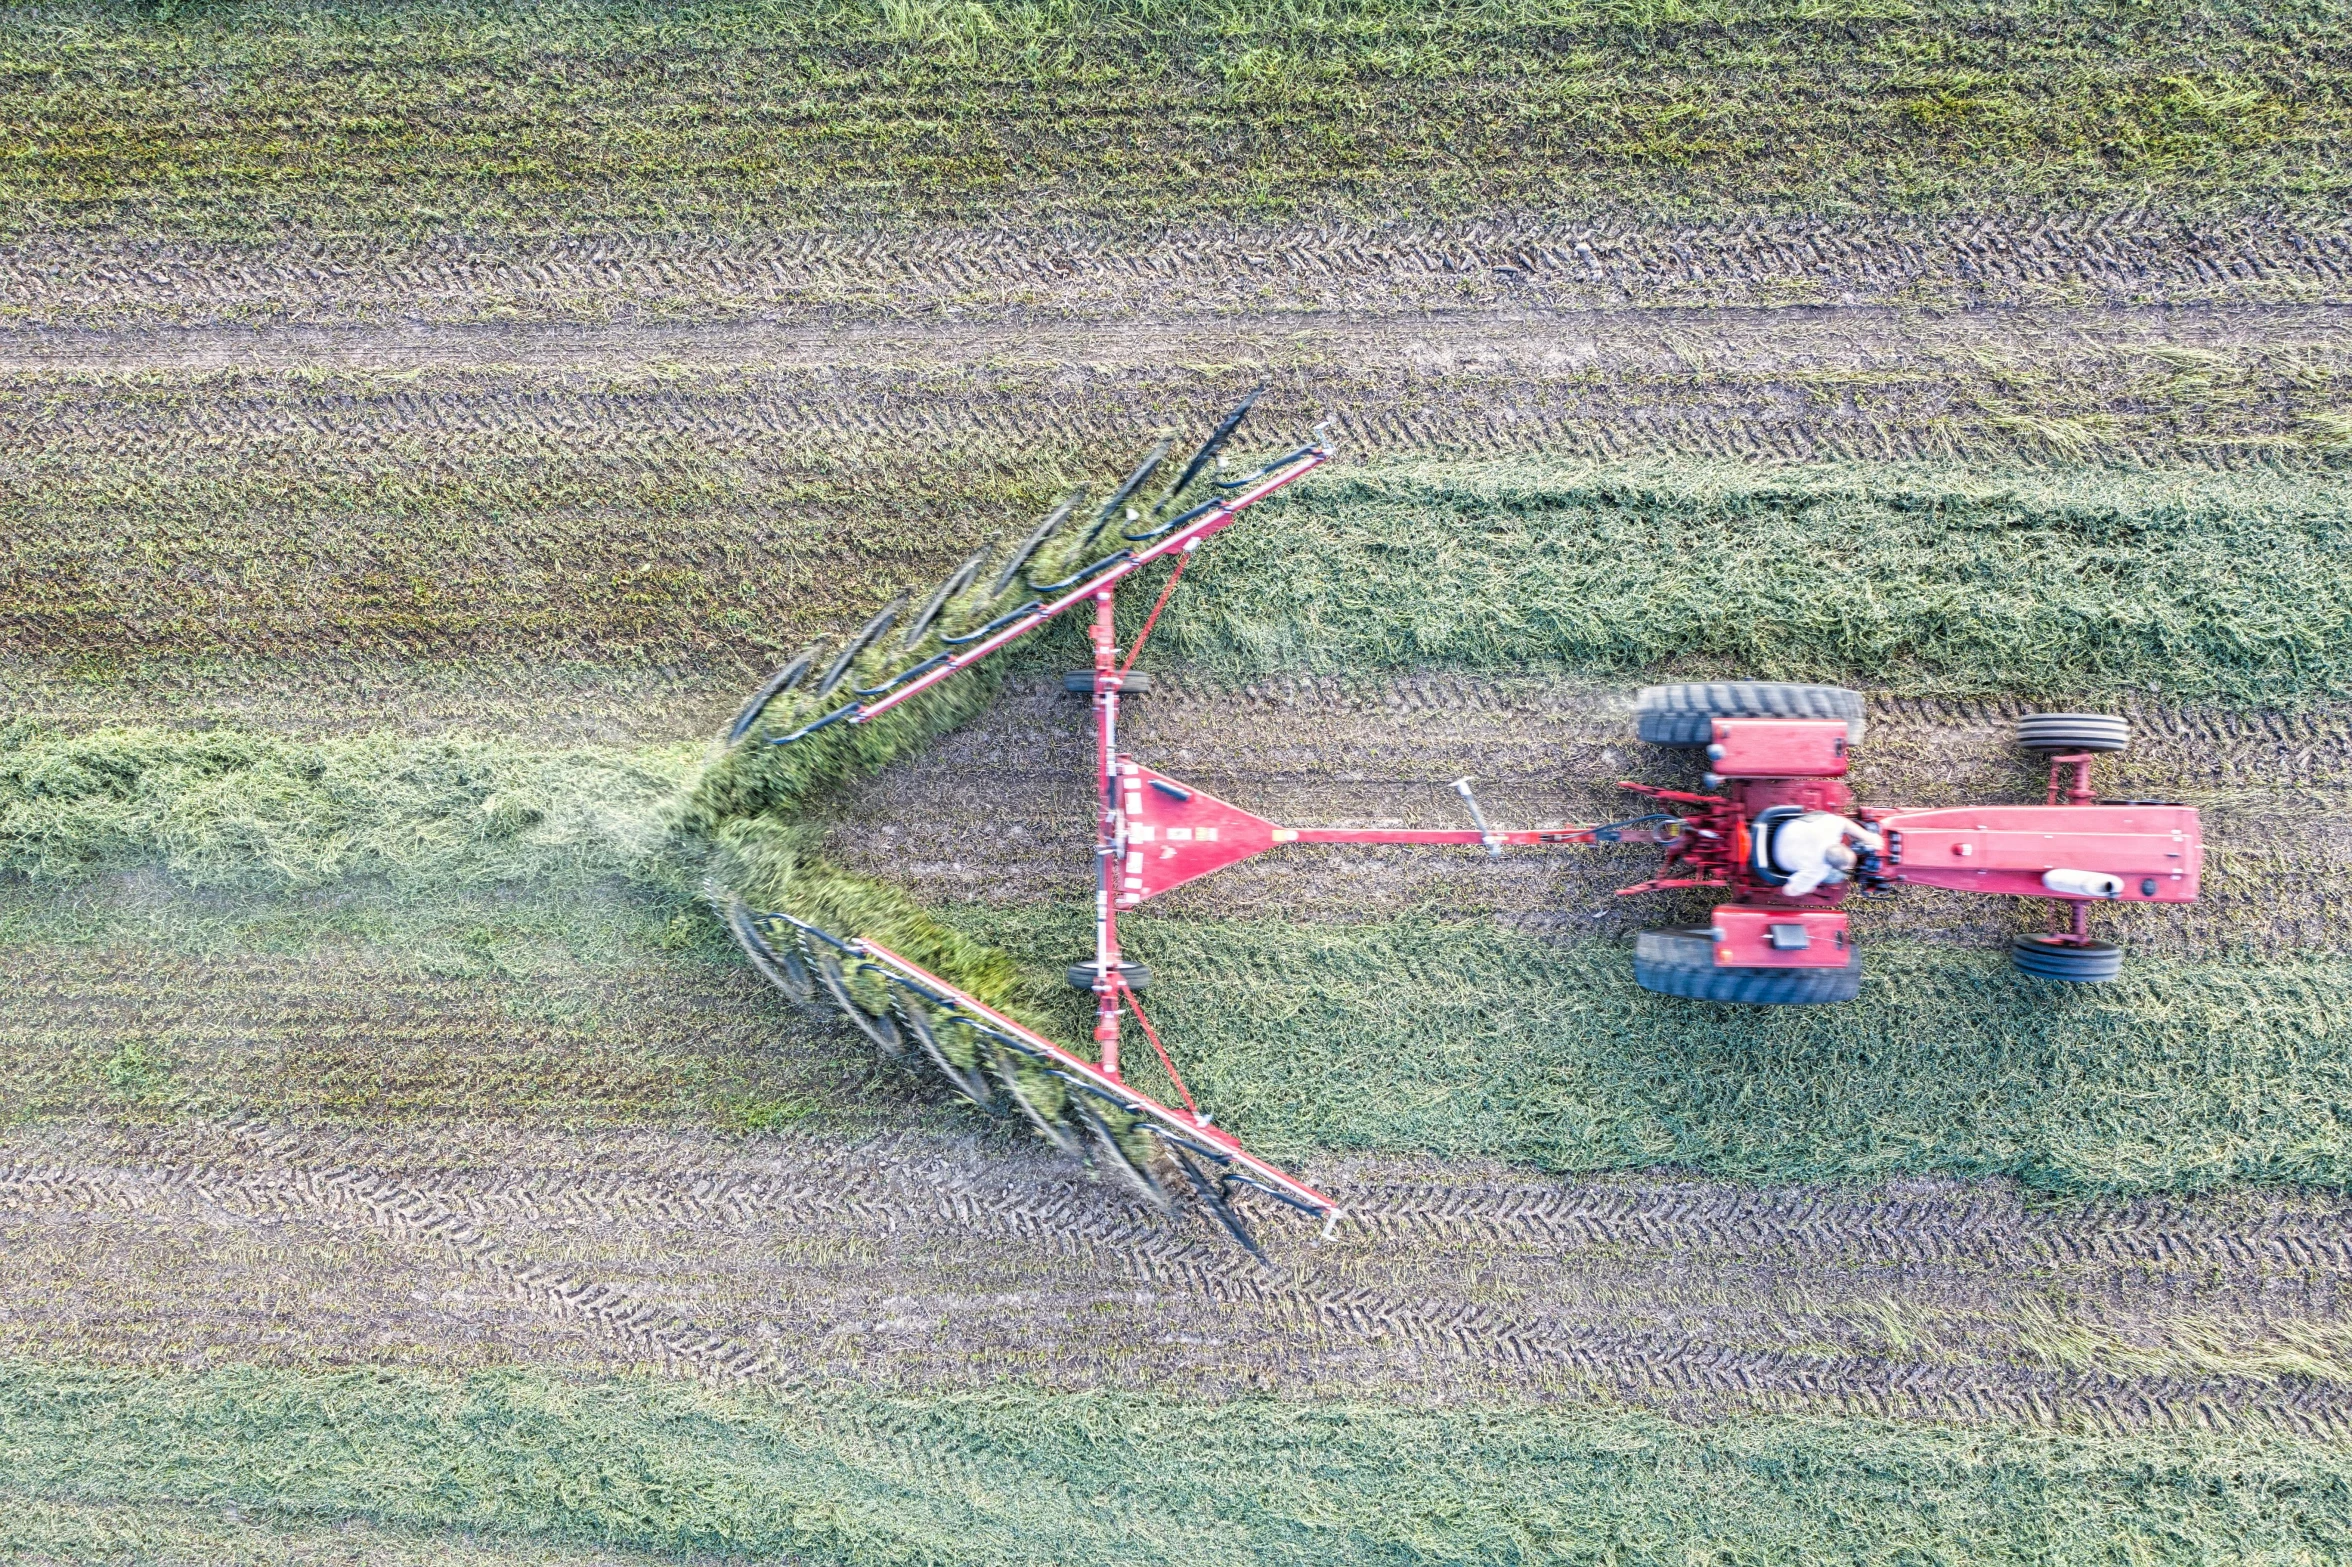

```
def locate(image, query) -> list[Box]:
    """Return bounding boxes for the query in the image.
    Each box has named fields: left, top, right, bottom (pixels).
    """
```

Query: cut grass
left=2, top=1360, right=2348, bottom=1566
left=3, top=0, right=2347, bottom=233
left=1162, top=458, right=2352, bottom=705
left=0, top=720, right=696, bottom=894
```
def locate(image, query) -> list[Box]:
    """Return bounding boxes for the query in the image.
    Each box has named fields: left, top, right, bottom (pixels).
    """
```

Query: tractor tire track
left=5, top=1118, right=2352, bottom=1436
left=3, top=216, right=2347, bottom=327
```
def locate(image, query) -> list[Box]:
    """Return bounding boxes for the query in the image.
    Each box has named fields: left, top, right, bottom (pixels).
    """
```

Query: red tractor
left=1621, top=684, right=2199, bottom=1000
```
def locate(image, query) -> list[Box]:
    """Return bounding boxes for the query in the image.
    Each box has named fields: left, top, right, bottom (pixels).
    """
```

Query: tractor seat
left=1748, top=805, right=1805, bottom=888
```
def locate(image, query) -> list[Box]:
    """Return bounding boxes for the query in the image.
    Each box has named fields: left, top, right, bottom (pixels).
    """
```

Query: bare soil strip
left=7, top=303, right=2346, bottom=472
left=830, top=676, right=2352, bottom=956
left=3, top=219, right=2346, bottom=327
left=6, top=1116, right=2350, bottom=1437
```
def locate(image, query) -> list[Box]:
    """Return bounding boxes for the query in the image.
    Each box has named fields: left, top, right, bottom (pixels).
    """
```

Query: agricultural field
left=5, top=0, right=2352, bottom=1561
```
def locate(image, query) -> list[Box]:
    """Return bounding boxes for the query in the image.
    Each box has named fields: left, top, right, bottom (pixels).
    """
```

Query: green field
left=6, top=0, right=2348, bottom=232
left=9, top=1, right=2352, bottom=1560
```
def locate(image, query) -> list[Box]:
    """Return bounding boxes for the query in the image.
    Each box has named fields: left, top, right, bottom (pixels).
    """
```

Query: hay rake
left=714, top=394, right=1347, bottom=1251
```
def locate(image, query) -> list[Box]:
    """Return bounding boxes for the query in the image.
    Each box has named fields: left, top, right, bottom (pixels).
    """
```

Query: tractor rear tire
left=1637, top=682, right=1866, bottom=747
left=1632, top=928, right=1863, bottom=1005
left=2011, top=934, right=2123, bottom=983
left=1067, top=959, right=1152, bottom=991
left=1064, top=671, right=1153, bottom=697
left=2018, top=713, right=2129, bottom=753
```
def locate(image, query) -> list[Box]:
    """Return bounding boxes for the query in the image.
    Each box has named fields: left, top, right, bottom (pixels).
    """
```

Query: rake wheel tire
left=1067, top=959, right=1152, bottom=991
left=2018, top=713, right=2130, bottom=754
left=2012, top=934, right=2124, bottom=983
left=1633, top=927, right=1863, bottom=1005
left=1637, top=682, right=1866, bottom=747
left=1063, top=671, right=1153, bottom=697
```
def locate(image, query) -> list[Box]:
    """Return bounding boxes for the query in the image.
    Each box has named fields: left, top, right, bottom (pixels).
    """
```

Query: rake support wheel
left=1637, top=682, right=1866, bottom=746
left=1064, top=671, right=1152, bottom=697
left=1067, top=959, right=1152, bottom=991
left=1633, top=927, right=1862, bottom=1004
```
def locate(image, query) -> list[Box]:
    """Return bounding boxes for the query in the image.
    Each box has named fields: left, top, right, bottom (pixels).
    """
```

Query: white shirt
left=1773, top=812, right=1886, bottom=898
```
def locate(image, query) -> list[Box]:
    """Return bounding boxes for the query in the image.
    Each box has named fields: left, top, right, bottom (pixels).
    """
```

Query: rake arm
left=716, top=897, right=1340, bottom=1223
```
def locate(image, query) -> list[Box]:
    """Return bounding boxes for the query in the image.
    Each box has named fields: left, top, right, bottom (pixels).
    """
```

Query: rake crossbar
left=846, top=442, right=1328, bottom=727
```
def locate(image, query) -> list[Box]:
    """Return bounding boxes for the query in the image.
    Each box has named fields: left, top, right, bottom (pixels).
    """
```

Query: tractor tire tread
left=1633, top=927, right=1862, bottom=1005
left=1637, top=682, right=1866, bottom=746
left=2018, top=713, right=2130, bottom=753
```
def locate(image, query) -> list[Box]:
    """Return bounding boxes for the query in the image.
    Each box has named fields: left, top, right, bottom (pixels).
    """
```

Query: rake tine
left=720, top=893, right=816, bottom=1004
left=1157, top=388, right=1261, bottom=512
left=1071, top=1095, right=1173, bottom=1213
left=900, top=547, right=990, bottom=652
left=1170, top=1142, right=1266, bottom=1260
left=991, top=490, right=1084, bottom=598
left=723, top=643, right=821, bottom=745
left=1082, top=438, right=1172, bottom=546
left=900, top=1002, right=996, bottom=1110
left=816, top=952, right=904, bottom=1058
left=985, top=1041, right=1083, bottom=1157
left=813, top=593, right=907, bottom=700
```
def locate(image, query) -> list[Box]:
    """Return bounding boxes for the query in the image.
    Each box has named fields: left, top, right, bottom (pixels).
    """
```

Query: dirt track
left=7, top=1115, right=2352, bottom=1436
left=5, top=217, right=2348, bottom=325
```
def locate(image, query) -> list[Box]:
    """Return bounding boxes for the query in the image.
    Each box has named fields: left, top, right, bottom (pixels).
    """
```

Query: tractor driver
left=1773, top=812, right=1886, bottom=898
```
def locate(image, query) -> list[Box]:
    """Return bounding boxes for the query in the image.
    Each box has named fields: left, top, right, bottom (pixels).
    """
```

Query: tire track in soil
left=6, top=304, right=2345, bottom=473
left=2, top=216, right=2346, bottom=325
left=4, top=1118, right=2351, bottom=1436
left=828, top=676, right=2352, bottom=956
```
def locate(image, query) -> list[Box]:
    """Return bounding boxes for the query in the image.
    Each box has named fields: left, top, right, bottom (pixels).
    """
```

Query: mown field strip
left=11, top=450, right=2350, bottom=686
left=8, top=1117, right=2352, bottom=1437
left=5, top=305, right=2344, bottom=482
left=2, top=1495, right=657, bottom=1567
left=4, top=218, right=2349, bottom=328
left=8, top=1357, right=2349, bottom=1566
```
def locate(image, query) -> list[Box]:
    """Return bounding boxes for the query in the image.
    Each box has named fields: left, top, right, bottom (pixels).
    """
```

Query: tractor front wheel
left=1636, top=682, right=1866, bottom=747
left=1633, top=928, right=1862, bottom=1004
left=2011, top=934, right=2123, bottom=983
left=2018, top=713, right=2129, bottom=753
